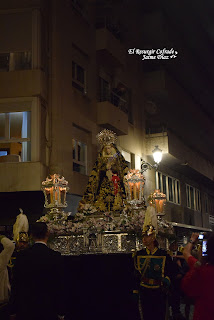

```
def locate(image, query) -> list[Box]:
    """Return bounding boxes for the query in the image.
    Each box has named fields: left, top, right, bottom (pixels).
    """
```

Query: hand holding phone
left=202, top=240, right=207, bottom=256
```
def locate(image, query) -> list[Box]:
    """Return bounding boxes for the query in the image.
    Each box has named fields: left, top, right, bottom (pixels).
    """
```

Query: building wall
left=0, top=0, right=213, bottom=228
left=48, top=0, right=146, bottom=195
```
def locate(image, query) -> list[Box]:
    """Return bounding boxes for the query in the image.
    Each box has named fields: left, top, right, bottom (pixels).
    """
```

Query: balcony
left=0, top=161, right=47, bottom=192
left=145, top=130, right=214, bottom=184
left=97, top=101, right=128, bottom=135
left=97, top=77, right=131, bottom=133
left=144, top=68, right=214, bottom=162
left=96, top=17, right=125, bottom=67
left=0, top=69, right=47, bottom=99
left=97, top=83, right=129, bottom=135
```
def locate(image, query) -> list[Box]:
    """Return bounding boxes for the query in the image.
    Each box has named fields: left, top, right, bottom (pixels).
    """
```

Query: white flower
left=82, top=204, right=98, bottom=214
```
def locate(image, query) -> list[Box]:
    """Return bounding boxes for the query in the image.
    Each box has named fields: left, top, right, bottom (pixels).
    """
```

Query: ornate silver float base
left=48, top=231, right=144, bottom=255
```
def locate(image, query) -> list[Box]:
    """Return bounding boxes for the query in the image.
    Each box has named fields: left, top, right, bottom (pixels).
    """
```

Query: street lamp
left=141, top=145, right=162, bottom=172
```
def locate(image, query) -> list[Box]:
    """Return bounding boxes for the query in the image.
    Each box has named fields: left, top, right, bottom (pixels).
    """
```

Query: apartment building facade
left=0, top=0, right=214, bottom=233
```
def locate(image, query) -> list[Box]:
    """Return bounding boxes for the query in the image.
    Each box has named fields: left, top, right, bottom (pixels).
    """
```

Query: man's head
left=207, top=233, right=214, bottom=265
left=30, top=222, right=49, bottom=242
left=142, top=233, right=156, bottom=247
left=142, top=225, right=158, bottom=248
left=169, top=240, right=178, bottom=252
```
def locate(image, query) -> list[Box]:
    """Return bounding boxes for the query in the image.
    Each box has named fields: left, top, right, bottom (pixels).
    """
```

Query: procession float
left=38, top=129, right=175, bottom=255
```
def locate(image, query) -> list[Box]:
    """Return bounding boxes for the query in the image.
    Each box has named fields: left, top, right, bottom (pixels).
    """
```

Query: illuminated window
left=186, top=184, right=201, bottom=211
left=156, top=172, right=180, bottom=205
left=0, top=112, right=31, bottom=161
left=72, top=139, right=87, bottom=174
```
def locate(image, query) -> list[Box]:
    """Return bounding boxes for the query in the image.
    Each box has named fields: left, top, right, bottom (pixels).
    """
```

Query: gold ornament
left=96, top=129, right=117, bottom=147
left=142, top=224, right=156, bottom=236
left=17, top=232, right=29, bottom=242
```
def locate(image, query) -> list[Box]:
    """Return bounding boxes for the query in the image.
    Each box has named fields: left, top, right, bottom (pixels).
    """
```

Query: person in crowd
left=182, top=232, right=214, bottom=320
left=168, top=240, right=186, bottom=320
left=15, top=232, right=29, bottom=252
left=182, top=241, right=201, bottom=320
left=8, top=231, right=29, bottom=284
left=8, top=224, right=30, bottom=282
left=8, top=210, right=30, bottom=280
left=0, top=234, right=15, bottom=319
left=133, top=225, right=173, bottom=320
left=9, top=222, right=65, bottom=320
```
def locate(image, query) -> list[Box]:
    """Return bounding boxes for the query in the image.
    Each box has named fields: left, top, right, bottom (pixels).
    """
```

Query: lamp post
left=141, top=145, right=166, bottom=214
left=141, top=145, right=162, bottom=172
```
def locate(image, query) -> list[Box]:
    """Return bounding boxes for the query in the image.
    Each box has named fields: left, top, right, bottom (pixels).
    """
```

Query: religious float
left=38, top=129, right=175, bottom=255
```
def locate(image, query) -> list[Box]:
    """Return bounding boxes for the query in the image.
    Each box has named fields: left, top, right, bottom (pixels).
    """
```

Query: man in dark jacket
left=133, top=225, right=173, bottom=320
left=168, top=240, right=186, bottom=320
left=10, top=222, right=65, bottom=320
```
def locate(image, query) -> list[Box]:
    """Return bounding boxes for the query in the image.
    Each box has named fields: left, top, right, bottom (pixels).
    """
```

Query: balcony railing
left=99, top=88, right=128, bottom=114
left=95, top=16, right=122, bottom=41
left=146, top=126, right=167, bottom=135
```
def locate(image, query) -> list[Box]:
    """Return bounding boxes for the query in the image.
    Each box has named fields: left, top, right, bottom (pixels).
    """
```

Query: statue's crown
left=96, top=129, right=117, bottom=147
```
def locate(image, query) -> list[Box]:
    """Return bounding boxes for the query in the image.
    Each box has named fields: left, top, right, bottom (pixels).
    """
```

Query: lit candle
left=159, top=199, right=163, bottom=213
left=136, top=182, right=140, bottom=199
left=155, top=199, right=160, bottom=213
left=129, top=182, right=133, bottom=200
left=133, top=185, right=137, bottom=199
left=50, top=187, right=53, bottom=204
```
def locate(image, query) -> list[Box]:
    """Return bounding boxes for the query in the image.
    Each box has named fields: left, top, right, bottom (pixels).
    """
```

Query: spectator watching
left=182, top=232, right=214, bottom=320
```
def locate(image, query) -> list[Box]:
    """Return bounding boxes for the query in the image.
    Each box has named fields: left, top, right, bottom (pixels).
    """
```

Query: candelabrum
left=124, top=169, right=146, bottom=210
left=148, top=189, right=167, bottom=215
left=41, top=174, right=69, bottom=220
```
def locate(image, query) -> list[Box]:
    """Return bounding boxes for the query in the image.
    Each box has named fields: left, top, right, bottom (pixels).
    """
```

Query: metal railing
left=99, top=88, right=128, bottom=114
left=95, top=16, right=121, bottom=40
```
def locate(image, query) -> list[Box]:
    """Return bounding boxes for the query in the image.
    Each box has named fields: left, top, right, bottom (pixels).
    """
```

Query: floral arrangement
left=157, top=217, right=175, bottom=240
left=78, top=203, right=98, bottom=215
left=37, top=207, right=174, bottom=241
left=117, top=210, right=145, bottom=236
left=37, top=211, right=71, bottom=236
left=124, top=169, right=145, bottom=182
left=153, top=190, right=166, bottom=199
left=147, top=190, right=166, bottom=203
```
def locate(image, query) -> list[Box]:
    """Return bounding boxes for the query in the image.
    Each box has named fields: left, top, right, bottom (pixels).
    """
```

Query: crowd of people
left=0, top=222, right=65, bottom=320
left=0, top=220, right=214, bottom=320
left=133, top=226, right=214, bottom=320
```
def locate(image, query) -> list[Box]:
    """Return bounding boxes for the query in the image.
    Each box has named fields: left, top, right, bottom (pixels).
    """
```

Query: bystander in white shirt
left=0, top=236, right=15, bottom=304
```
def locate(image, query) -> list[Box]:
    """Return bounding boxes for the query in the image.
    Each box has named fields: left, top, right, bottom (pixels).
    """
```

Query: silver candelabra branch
left=41, top=174, right=69, bottom=220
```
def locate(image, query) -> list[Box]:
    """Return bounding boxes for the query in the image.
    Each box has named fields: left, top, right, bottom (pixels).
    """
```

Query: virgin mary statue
left=79, top=129, right=129, bottom=213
